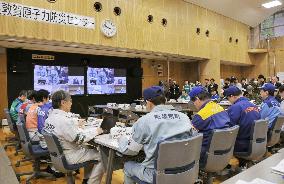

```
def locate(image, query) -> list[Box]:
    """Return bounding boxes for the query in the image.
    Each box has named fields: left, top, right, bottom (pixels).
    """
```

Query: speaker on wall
left=129, top=67, right=143, bottom=77
left=9, top=48, right=28, bottom=73
left=81, top=58, right=90, bottom=65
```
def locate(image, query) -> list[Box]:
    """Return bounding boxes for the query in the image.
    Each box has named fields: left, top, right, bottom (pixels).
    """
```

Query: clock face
left=101, top=19, right=117, bottom=38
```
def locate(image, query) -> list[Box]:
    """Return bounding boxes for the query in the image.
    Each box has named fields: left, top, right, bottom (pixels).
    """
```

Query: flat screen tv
left=87, top=67, right=126, bottom=94
left=34, top=65, right=84, bottom=95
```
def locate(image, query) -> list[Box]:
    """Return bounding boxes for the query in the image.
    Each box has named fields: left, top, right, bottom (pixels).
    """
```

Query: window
left=260, top=11, right=284, bottom=40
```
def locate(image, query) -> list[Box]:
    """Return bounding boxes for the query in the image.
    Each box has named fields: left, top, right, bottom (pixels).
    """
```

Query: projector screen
left=87, top=67, right=127, bottom=94
left=34, top=65, right=84, bottom=95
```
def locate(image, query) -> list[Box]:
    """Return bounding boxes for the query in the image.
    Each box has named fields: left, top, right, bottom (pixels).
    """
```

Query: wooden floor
left=0, top=126, right=228, bottom=184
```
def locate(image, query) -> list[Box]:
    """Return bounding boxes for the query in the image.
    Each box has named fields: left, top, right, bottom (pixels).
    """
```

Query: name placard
left=0, top=1, right=95, bottom=29
left=32, top=54, right=55, bottom=61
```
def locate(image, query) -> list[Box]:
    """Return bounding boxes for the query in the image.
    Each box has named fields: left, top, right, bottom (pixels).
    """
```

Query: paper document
left=271, top=159, right=284, bottom=176
left=235, top=178, right=276, bottom=184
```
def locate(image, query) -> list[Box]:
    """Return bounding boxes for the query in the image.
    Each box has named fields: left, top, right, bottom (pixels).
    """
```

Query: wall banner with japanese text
left=0, top=1, right=95, bottom=29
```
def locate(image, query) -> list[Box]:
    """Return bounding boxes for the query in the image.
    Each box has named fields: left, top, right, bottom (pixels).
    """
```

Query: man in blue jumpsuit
left=118, top=86, right=194, bottom=184
left=189, top=86, right=230, bottom=167
left=224, top=86, right=261, bottom=152
left=259, top=83, right=281, bottom=130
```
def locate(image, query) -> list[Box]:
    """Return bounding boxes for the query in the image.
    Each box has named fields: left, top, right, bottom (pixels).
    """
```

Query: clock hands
left=101, top=20, right=116, bottom=37
left=104, top=24, right=111, bottom=29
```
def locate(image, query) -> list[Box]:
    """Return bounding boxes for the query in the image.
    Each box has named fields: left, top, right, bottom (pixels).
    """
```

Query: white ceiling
left=184, top=0, right=284, bottom=27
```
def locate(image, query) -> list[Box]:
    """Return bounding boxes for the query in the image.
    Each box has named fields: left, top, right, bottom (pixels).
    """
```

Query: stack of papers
left=236, top=178, right=276, bottom=184
left=271, top=159, right=284, bottom=176
left=219, top=100, right=231, bottom=105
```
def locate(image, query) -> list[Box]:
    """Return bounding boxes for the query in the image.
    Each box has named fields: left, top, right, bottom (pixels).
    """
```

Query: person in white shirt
left=44, top=90, right=104, bottom=184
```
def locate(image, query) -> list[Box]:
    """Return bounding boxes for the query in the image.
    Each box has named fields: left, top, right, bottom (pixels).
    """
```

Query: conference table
left=93, top=134, right=120, bottom=184
left=93, top=102, right=195, bottom=116
left=221, top=149, right=284, bottom=184
left=92, top=134, right=138, bottom=184
left=93, top=105, right=150, bottom=114
left=0, top=147, right=19, bottom=184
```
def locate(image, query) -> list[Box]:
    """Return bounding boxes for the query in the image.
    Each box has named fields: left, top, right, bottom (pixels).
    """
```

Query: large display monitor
left=34, top=65, right=84, bottom=95
left=87, top=67, right=127, bottom=94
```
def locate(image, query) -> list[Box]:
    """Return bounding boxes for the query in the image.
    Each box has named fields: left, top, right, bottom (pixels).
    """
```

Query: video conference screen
left=87, top=67, right=127, bottom=94
left=34, top=65, right=84, bottom=95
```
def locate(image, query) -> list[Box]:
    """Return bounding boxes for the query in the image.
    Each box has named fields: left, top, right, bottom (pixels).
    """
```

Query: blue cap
left=261, top=83, right=276, bottom=92
left=143, top=86, right=164, bottom=101
left=189, top=87, right=206, bottom=98
left=224, top=86, right=241, bottom=97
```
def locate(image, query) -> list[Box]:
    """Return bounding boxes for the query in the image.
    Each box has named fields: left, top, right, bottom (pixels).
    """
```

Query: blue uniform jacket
left=227, top=97, right=261, bottom=152
left=211, top=94, right=220, bottom=101
left=260, top=96, right=280, bottom=129
left=37, top=102, right=52, bottom=133
left=192, top=101, right=230, bottom=155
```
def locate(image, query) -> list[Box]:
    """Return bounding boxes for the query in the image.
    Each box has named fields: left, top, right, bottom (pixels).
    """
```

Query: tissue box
left=1, top=119, right=8, bottom=126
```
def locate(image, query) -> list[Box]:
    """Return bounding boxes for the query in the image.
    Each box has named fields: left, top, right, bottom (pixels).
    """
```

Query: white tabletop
left=94, top=134, right=120, bottom=151
left=222, top=150, right=284, bottom=184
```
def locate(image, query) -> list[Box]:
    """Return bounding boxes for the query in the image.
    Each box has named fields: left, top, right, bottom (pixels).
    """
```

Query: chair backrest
left=88, top=105, right=103, bottom=117
left=3, top=108, right=16, bottom=133
left=204, top=125, right=239, bottom=172
left=267, top=115, right=284, bottom=147
left=42, top=131, right=69, bottom=173
left=103, top=108, right=113, bottom=115
left=16, top=123, right=31, bottom=156
left=153, top=134, right=203, bottom=184
left=247, top=119, right=268, bottom=160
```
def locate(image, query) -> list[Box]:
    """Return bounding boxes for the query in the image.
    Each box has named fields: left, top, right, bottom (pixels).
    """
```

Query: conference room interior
left=1, top=0, right=284, bottom=184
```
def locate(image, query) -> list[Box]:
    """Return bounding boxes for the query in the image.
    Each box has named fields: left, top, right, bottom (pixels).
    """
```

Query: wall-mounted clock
left=101, top=19, right=117, bottom=38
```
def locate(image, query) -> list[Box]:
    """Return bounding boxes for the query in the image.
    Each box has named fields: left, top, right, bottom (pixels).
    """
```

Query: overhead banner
left=0, top=1, right=95, bottom=29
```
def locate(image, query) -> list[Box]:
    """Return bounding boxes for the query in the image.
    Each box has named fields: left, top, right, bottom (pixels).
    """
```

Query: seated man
left=37, top=93, right=52, bottom=149
left=279, top=85, right=284, bottom=114
left=10, top=90, right=27, bottom=123
left=210, top=86, right=220, bottom=101
left=26, top=90, right=49, bottom=142
left=119, top=86, right=194, bottom=184
left=37, top=101, right=52, bottom=135
left=44, top=90, right=104, bottom=184
left=189, top=86, right=230, bottom=166
left=259, top=83, right=281, bottom=130
left=224, top=86, right=261, bottom=152
left=178, top=89, right=190, bottom=100
left=18, top=90, right=37, bottom=124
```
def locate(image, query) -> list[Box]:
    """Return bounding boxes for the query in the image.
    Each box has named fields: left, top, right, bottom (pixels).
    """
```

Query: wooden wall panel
left=141, top=59, right=199, bottom=90
left=247, top=37, right=284, bottom=79
left=242, top=53, right=268, bottom=79
left=0, top=0, right=250, bottom=64
left=275, top=50, right=284, bottom=75
left=220, top=64, right=245, bottom=79
left=0, top=50, right=8, bottom=119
